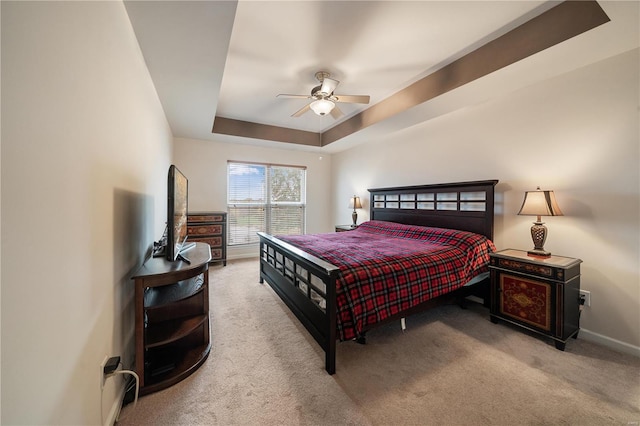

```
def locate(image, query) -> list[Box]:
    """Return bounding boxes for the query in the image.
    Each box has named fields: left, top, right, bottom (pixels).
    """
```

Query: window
left=227, top=161, right=306, bottom=245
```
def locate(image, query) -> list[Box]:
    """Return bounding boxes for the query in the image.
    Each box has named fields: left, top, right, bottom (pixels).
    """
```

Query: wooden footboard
left=258, top=232, right=340, bottom=374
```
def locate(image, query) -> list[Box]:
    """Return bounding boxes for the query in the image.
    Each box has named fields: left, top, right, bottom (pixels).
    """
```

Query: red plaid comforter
left=279, top=220, right=496, bottom=341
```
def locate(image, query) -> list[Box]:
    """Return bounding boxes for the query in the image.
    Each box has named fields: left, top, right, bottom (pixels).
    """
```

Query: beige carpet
left=118, top=258, right=640, bottom=425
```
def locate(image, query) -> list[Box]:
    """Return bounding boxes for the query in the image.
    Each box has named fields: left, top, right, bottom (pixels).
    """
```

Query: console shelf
left=144, top=274, right=205, bottom=308
left=131, top=242, right=211, bottom=395
left=145, top=314, right=208, bottom=349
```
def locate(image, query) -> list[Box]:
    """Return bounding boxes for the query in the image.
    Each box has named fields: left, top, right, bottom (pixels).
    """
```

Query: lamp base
left=529, top=221, right=550, bottom=257
left=352, top=211, right=358, bottom=227
left=527, top=248, right=551, bottom=257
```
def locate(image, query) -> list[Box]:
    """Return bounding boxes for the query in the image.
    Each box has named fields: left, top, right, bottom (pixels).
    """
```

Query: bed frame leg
left=325, top=348, right=336, bottom=375
left=400, top=317, right=406, bottom=332
left=459, top=297, right=468, bottom=309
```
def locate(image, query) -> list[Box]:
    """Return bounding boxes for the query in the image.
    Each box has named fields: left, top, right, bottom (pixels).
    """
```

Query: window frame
left=227, top=161, right=307, bottom=246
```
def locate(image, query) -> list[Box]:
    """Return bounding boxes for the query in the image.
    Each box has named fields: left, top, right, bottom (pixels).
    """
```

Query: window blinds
left=227, top=161, right=306, bottom=245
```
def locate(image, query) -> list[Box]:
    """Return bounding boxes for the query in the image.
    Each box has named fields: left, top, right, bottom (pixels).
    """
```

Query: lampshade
left=309, top=98, right=335, bottom=116
left=518, top=187, right=564, bottom=217
left=348, top=196, right=362, bottom=210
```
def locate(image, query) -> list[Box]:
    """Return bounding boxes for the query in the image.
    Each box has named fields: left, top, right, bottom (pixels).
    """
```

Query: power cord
left=113, top=369, right=139, bottom=422
left=101, top=358, right=140, bottom=424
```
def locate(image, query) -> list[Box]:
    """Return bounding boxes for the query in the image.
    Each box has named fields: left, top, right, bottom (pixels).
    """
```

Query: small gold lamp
left=518, top=187, right=564, bottom=257
left=348, top=195, right=362, bottom=227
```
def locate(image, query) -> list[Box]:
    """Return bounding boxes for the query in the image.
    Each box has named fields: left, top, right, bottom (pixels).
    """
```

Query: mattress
left=278, top=220, right=496, bottom=340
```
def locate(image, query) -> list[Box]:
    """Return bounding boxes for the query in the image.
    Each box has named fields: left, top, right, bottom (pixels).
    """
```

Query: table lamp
left=518, top=186, right=563, bottom=257
left=348, top=195, right=362, bottom=227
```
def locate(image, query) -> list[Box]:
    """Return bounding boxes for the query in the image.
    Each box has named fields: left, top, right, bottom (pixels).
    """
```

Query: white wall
left=173, top=137, right=333, bottom=258
left=332, top=48, right=640, bottom=354
left=2, top=2, right=172, bottom=424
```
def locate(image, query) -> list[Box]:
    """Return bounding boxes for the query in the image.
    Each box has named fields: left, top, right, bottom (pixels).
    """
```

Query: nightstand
left=489, top=249, right=582, bottom=350
left=335, top=225, right=357, bottom=232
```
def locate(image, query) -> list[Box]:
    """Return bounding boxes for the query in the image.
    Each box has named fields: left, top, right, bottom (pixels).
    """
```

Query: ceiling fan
left=277, top=71, right=370, bottom=119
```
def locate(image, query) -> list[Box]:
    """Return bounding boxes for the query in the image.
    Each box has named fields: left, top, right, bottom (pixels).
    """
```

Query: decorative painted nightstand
left=335, top=225, right=357, bottom=232
left=489, top=249, right=582, bottom=350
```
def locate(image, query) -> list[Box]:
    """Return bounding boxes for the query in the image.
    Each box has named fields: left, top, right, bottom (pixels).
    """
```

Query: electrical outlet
left=100, top=356, right=121, bottom=390
left=579, top=290, right=591, bottom=307
left=100, top=355, right=109, bottom=389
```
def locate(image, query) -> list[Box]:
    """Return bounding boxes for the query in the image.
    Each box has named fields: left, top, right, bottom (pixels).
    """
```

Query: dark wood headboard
left=368, top=180, right=498, bottom=240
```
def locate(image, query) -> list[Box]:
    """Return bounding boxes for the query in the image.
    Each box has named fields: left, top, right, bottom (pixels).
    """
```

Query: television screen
left=166, top=165, right=189, bottom=261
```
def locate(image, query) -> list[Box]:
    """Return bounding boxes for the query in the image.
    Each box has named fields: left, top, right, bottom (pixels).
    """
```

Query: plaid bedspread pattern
left=279, top=220, right=496, bottom=341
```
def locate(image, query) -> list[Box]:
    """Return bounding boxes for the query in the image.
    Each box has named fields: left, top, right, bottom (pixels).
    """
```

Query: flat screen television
left=166, top=165, right=190, bottom=262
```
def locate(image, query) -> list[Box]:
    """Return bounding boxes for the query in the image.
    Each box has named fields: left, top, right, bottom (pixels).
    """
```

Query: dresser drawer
left=210, top=248, right=223, bottom=260
left=189, top=236, right=222, bottom=249
left=188, top=224, right=223, bottom=236
left=188, top=214, right=225, bottom=223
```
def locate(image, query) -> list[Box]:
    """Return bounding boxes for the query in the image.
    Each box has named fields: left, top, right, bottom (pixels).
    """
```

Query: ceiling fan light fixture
left=310, top=98, right=335, bottom=116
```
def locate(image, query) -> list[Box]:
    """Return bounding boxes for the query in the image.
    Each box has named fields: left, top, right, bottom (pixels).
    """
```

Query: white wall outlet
left=579, top=290, right=591, bottom=307
left=100, top=355, right=109, bottom=389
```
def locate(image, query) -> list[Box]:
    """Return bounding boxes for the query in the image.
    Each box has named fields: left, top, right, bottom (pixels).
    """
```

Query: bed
left=258, top=180, right=498, bottom=374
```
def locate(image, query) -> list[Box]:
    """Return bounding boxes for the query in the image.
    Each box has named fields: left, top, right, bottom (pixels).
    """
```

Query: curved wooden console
left=131, top=242, right=211, bottom=395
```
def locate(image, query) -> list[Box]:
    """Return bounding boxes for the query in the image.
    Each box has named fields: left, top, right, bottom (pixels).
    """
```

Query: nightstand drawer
left=490, top=249, right=580, bottom=282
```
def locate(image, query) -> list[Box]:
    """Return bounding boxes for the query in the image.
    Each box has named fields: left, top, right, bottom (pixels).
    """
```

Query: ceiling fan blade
left=277, top=94, right=311, bottom=99
left=334, top=95, right=370, bottom=104
left=330, top=105, right=344, bottom=119
left=320, top=77, right=339, bottom=95
left=291, top=103, right=311, bottom=117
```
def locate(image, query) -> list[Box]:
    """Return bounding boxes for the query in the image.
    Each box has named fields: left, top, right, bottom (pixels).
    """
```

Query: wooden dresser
left=187, top=212, right=227, bottom=266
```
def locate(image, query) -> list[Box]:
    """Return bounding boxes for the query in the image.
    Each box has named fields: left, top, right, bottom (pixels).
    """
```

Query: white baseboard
left=579, top=328, right=640, bottom=358
left=103, top=383, right=126, bottom=426
left=227, top=253, right=259, bottom=261
left=227, top=244, right=259, bottom=261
